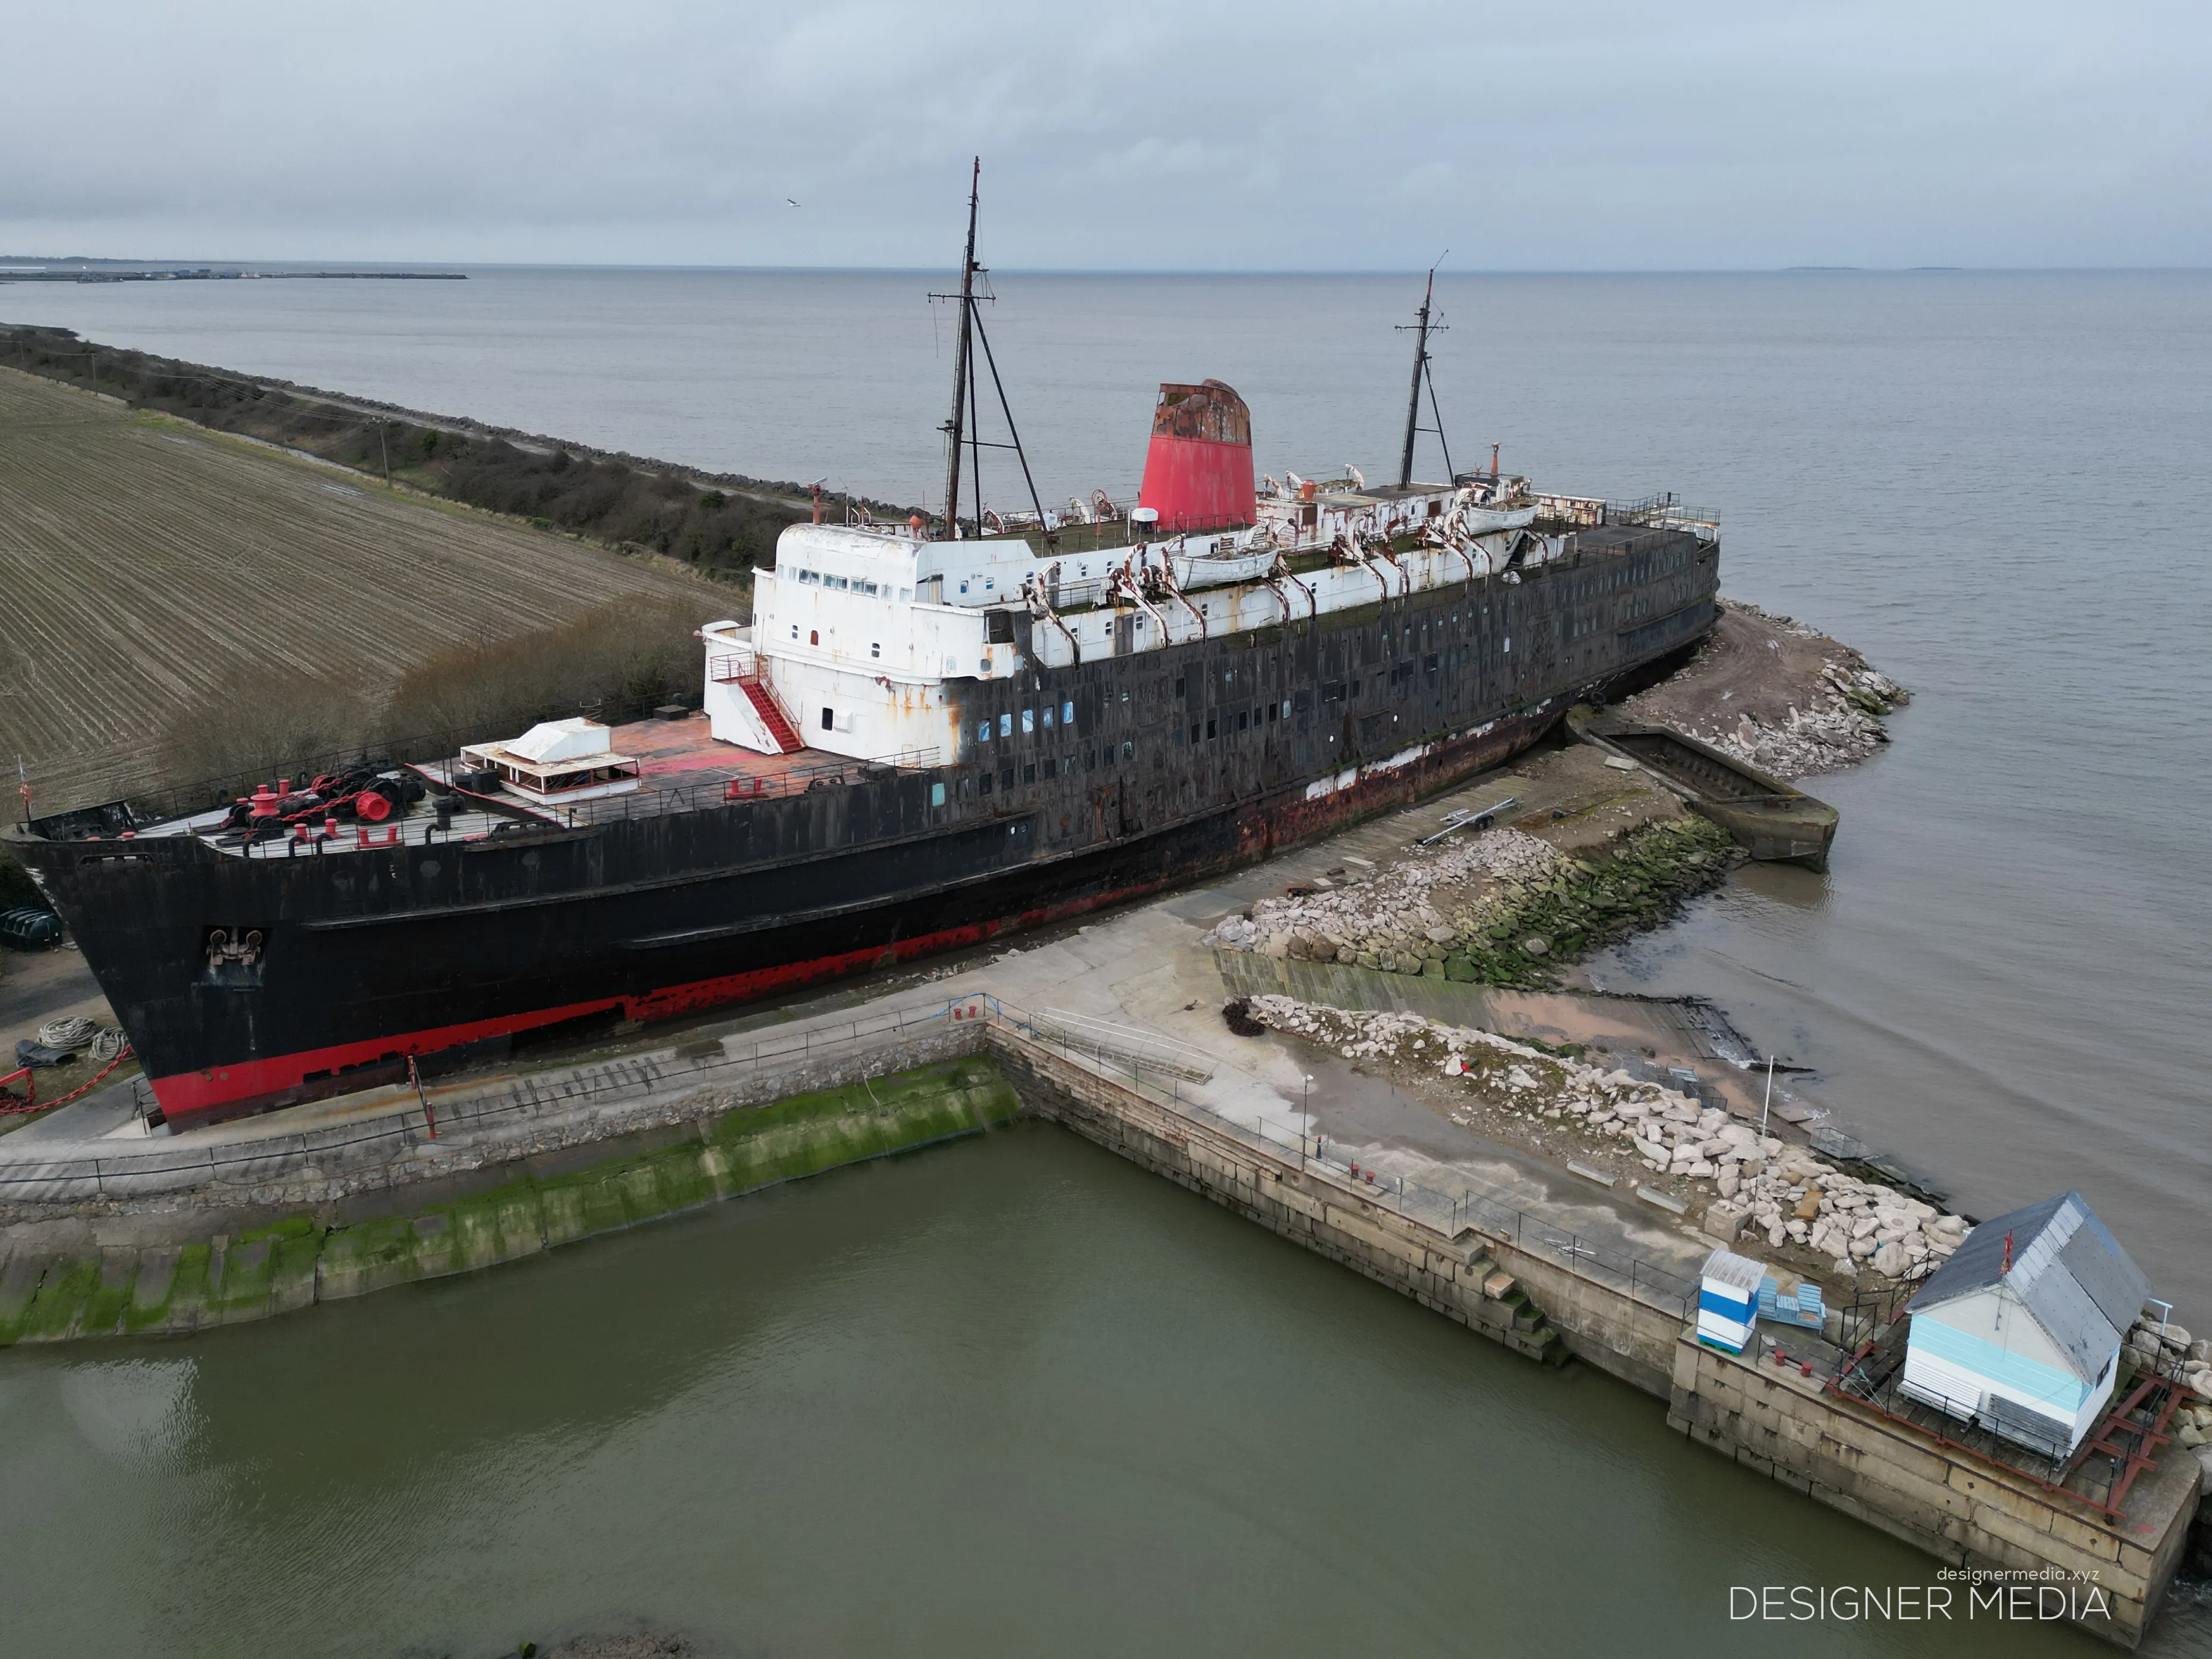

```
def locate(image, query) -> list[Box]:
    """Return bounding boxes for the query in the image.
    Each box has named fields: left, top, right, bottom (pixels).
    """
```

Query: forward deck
left=138, top=715, right=903, bottom=859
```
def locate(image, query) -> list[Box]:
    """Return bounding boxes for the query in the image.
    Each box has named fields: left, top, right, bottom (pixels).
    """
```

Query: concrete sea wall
left=1, top=1017, right=2195, bottom=1645
left=1668, top=1338, right=2200, bottom=1648
left=0, top=1057, right=1018, bottom=1341
left=990, top=1027, right=2200, bottom=1649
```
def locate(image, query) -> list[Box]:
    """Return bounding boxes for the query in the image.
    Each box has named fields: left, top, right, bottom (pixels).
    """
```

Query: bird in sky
left=785, top=198, right=800, bottom=208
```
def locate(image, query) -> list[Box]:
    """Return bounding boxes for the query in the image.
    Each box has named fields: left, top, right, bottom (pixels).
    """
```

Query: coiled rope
left=36, top=1015, right=97, bottom=1049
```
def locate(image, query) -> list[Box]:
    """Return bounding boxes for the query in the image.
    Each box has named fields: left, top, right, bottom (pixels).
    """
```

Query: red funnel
left=1137, top=380, right=1254, bottom=532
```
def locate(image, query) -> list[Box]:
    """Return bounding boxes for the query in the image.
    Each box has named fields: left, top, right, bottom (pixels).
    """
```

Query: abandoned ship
left=7, top=183, right=1722, bottom=1129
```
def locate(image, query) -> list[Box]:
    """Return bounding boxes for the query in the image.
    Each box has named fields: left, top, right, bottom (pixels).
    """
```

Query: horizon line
left=4, top=257, right=2210, bottom=280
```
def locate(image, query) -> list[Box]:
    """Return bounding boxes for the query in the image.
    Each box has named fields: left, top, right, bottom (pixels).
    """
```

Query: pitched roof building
left=1901, top=1191, right=2151, bottom=1460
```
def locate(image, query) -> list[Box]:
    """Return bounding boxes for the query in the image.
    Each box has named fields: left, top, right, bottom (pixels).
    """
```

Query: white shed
left=1901, top=1191, right=2149, bottom=1461
left=1697, top=1248, right=1764, bottom=1354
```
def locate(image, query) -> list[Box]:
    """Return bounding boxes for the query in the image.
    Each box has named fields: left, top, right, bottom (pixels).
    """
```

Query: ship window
left=799, top=569, right=821, bottom=585
left=829, top=576, right=849, bottom=591
left=870, top=642, right=881, bottom=658
left=809, top=629, right=819, bottom=646
left=1281, top=699, right=1292, bottom=718
left=1322, top=683, right=1343, bottom=703
left=791, top=625, right=799, bottom=639
left=1042, top=707, right=1055, bottom=729
left=821, top=707, right=834, bottom=731
left=1062, top=700, right=1074, bottom=726
left=1121, top=740, right=1134, bottom=759
left=1206, top=718, right=1217, bottom=740
left=977, top=721, right=991, bottom=742
left=1425, top=653, right=1440, bottom=672
left=1021, top=709, right=1035, bottom=734
left=901, top=587, right=913, bottom=601
left=1086, top=750, right=1096, bottom=770
left=1503, top=636, right=1511, bottom=654
left=1189, top=723, right=1201, bottom=745
left=1267, top=704, right=1277, bottom=724
left=1238, top=711, right=1249, bottom=731
left=1024, top=764, right=1036, bottom=784
left=999, top=712, right=1012, bottom=737
left=1001, top=767, right=1015, bottom=790
left=979, top=771, right=992, bottom=796
left=931, top=782, right=946, bottom=806
left=1174, top=676, right=1186, bottom=699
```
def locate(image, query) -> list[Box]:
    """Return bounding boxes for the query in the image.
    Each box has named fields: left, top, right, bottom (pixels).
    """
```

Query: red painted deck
left=558, top=716, right=866, bottom=823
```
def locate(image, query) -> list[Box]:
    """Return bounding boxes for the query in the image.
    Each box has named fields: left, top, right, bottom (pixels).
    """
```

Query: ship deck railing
left=69, top=718, right=946, bottom=854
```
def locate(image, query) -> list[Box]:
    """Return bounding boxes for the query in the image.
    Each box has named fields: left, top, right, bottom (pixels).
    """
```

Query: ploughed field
left=0, top=367, right=706, bottom=809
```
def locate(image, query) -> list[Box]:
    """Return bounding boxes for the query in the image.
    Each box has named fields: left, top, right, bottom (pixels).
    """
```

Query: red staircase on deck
left=737, top=677, right=803, bottom=754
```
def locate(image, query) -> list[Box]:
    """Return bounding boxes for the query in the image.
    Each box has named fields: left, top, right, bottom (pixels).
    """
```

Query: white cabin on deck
left=702, top=522, right=1014, bottom=764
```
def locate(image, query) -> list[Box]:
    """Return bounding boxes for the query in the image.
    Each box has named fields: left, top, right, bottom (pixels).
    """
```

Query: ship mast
left=933, top=159, right=1049, bottom=541
left=1396, top=263, right=1454, bottom=488
left=941, top=160, right=981, bottom=537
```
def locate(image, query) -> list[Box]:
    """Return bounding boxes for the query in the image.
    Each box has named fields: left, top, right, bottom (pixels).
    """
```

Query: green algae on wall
left=0, top=1056, right=1020, bottom=1345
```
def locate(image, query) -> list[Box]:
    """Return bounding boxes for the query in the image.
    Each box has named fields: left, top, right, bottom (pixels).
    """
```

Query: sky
left=5, top=1, right=2207, bottom=271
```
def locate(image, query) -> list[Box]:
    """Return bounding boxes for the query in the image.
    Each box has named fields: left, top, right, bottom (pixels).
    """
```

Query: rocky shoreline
left=1239, top=996, right=1972, bottom=1289
left=1621, top=599, right=1910, bottom=780
left=1206, top=812, right=1738, bottom=991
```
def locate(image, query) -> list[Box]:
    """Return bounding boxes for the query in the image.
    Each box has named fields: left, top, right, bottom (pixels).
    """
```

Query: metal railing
left=0, top=985, right=1702, bottom=1325
left=558, top=747, right=943, bottom=824
left=21, top=693, right=684, bottom=834
left=1827, top=1330, right=2087, bottom=1493
left=1607, top=493, right=1720, bottom=535
left=0, top=996, right=977, bottom=1196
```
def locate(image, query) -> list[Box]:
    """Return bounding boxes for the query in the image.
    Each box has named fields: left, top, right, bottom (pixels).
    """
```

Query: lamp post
left=1760, top=1055, right=1775, bottom=1136
left=1302, top=1073, right=1314, bottom=1169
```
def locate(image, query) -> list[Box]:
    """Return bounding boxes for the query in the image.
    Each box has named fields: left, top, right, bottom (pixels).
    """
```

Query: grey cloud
left=3, top=0, right=2206, bottom=267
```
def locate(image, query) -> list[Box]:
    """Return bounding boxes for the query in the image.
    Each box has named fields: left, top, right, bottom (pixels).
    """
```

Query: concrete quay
left=1668, top=1338, right=2203, bottom=1648
left=2, top=769, right=2202, bottom=1645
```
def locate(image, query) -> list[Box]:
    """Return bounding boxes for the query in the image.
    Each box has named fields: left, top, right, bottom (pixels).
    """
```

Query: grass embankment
left=0, top=1058, right=1021, bottom=1344
left=0, top=323, right=807, bottom=581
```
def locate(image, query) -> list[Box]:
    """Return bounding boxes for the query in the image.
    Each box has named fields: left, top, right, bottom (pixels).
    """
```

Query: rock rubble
left=2127, top=1319, right=2212, bottom=1436
left=1245, top=995, right=1971, bottom=1282
left=1623, top=601, right=1910, bottom=780
left=1207, top=816, right=1735, bottom=989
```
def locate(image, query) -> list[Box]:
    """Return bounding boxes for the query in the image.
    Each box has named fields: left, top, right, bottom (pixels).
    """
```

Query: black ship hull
left=14, top=528, right=1719, bottom=1126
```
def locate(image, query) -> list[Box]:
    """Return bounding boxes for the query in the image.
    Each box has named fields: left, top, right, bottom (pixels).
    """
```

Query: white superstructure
left=700, top=481, right=1565, bottom=765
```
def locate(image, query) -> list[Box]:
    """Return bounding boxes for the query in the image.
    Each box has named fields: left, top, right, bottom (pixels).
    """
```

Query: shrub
left=380, top=593, right=713, bottom=748
left=156, top=664, right=380, bottom=797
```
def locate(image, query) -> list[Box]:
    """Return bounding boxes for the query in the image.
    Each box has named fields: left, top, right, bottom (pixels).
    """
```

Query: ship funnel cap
left=1138, top=378, right=1256, bottom=532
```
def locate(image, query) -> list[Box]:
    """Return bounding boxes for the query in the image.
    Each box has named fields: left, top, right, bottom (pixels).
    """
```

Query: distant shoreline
left=0, top=267, right=464, bottom=283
